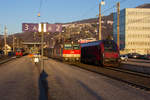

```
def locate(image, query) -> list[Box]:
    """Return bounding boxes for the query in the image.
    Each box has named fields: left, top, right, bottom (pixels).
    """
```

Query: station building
left=113, top=8, right=150, bottom=54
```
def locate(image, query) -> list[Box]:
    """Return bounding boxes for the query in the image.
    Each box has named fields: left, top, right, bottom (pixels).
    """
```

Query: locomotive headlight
left=105, top=59, right=109, bottom=62
left=103, top=53, right=105, bottom=57
left=65, top=58, right=68, bottom=60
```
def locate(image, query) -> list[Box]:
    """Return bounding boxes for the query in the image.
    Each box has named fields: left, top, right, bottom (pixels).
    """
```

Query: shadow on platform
left=39, top=70, right=49, bottom=100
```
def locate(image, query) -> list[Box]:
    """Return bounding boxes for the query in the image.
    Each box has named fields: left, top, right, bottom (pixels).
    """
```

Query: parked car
left=145, top=54, right=150, bottom=60
left=127, top=53, right=133, bottom=58
left=127, top=53, right=141, bottom=59
left=132, top=53, right=141, bottom=58
left=120, top=55, right=128, bottom=61
left=138, top=54, right=146, bottom=59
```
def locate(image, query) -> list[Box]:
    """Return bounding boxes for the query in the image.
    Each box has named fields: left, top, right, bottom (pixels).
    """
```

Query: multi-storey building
left=113, top=8, right=150, bottom=54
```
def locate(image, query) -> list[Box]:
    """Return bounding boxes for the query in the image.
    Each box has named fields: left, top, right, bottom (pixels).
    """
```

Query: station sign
left=22, top=23, right=39, bottom=32
left=22, top=23, right=62, bottom=32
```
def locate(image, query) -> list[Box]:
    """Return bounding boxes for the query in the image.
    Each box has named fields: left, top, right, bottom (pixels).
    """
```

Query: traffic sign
left=22, top=23, right=62, bottom=32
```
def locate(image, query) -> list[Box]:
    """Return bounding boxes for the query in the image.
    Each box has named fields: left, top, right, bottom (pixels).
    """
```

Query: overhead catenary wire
left=38, top=0, right=43, bottom=16
left=38, top=0, right=48, bottom=17
left=80, top=3, right=99, bottom=19
left=78, top=0, right=130, bottom=20
left=37, top=0, right=138, bottom=24
left=37, top=0, right=48, bottom=22
left=101, top=0, right=130, bottom=15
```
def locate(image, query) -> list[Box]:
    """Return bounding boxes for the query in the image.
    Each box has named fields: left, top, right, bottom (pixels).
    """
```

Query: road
left=44, top=58, right=150, bottom=100
left=0, top=56, right=39, bottom=100
left=0, top=56, right=150, bottom=100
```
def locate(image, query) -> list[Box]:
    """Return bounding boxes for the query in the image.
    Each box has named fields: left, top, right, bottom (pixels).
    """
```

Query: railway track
left=105, top=66, right=150, bottom=78
left=0, top=56, right=16, bottom=65
left=69, top=62, right=150, bottom=91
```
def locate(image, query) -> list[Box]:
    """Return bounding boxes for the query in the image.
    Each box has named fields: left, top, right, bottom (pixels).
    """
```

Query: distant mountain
left=67, top=13, right=113, bottom=24
left=136, top=3, right=150, bottom=8
left=70, top=18, right=98, bottom=24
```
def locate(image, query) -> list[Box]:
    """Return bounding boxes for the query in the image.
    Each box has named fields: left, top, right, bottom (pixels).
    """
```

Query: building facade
left=113, top=8, right=150, bottom=54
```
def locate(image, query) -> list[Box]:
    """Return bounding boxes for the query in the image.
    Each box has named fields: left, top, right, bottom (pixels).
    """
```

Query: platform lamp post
left=98, top=0, right=105, bottom=40
left=39, top=23, right=46, bottom=72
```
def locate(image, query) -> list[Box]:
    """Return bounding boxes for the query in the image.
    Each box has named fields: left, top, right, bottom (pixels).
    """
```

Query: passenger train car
left=80, top=40, right=120, bottom=67
left=44, top=43, right=81, bottom=62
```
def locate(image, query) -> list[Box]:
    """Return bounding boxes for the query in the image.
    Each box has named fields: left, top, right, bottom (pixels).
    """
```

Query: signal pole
left=117, top=2, right=120, bottom=49
left=4, top=26, right=7, bottom=55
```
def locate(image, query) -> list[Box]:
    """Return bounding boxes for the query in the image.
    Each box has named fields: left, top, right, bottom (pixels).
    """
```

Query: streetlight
left=98, top=0, right=105, bottom=40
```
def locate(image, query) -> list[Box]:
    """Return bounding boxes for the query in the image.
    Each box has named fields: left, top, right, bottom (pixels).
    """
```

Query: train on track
left=15, top=48, right=26, bottom=57
left=80, top=40, right=120, bottom=66
left=44, top=42, right=81, bottom=62
left=44, top=39, right=120, bottom=67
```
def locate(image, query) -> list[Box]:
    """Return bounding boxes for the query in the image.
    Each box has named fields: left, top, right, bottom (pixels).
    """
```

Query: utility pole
left=117, top=2, right=120, bottom=49
left=98, top=0, right=105, bottom=40
left=99, top=2, right=102, bottom=40
left=4, top=26, right=7, bottom=55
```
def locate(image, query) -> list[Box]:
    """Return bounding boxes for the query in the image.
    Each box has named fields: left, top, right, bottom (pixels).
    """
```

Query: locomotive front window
left=64, top=44, right=72, bottom=50
left=73, top=45, right=80, bottom=50
left=103, top=41, right=117, bottom=52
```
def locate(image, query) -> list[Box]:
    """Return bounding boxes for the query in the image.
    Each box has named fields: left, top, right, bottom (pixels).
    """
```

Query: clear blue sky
left=0, top=0, right=149, bottom=34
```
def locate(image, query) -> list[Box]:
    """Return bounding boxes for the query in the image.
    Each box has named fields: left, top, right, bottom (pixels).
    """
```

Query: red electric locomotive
left=45, top=43, right=81, bottom=62
left=62, top=43, right=80, bottom=62
left=81, top=40, right=120, bottom=67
